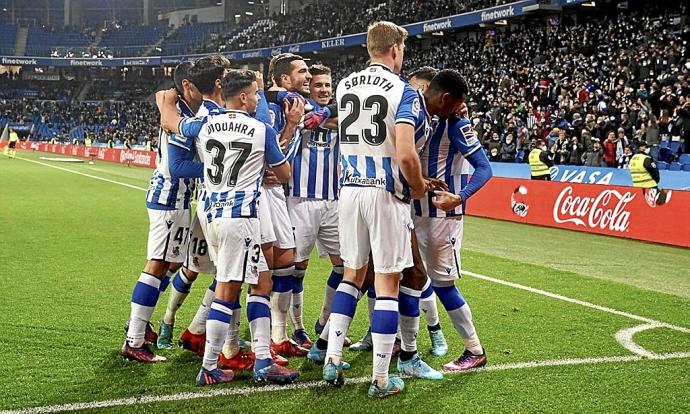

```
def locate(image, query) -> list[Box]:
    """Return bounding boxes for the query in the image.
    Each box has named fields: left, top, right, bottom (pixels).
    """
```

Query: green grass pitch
left=1, top=151, right=689, bottom=413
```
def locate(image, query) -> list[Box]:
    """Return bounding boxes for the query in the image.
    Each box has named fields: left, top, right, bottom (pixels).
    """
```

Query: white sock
left=247, top=295, right=272, bottom=361
left=163, top=269, right=193, bottom=325
left=188, top=280, right=216, bottom=335
left=325, top=281, right=359, bottom=365
left=419, top=278, right=440, bottom=327
left=367, top=287, right=376, bottom=323
left=202, top=299, right=233, bottom=371
left=222, top=303, right=241, bottom=358
left=290, top=268, right=306, bottom=332
left=371, top=298, right=399, bottom=386
left=448, top=304, right=482, bottom=354
left=270, top=266, right=294, bottom=343
left=127, top=272, right=161, bottom=348
left=319, top=319, right=330, bottom=342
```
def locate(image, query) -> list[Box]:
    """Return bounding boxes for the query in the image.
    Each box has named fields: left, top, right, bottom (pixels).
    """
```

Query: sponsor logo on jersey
left=412, top=98, right=421, bottom=117
left=342, top=170, right=388, bottom=187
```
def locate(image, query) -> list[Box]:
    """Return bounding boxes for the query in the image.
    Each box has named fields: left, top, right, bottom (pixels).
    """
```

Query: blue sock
left=433, top=285, right=466, bottom=312
left=247, top=294, right=272, bottom=366
left=127, top=272, right=161, bottom=347
left=399, top=286, right=421, bottom=353
left=159, top=270, right=173, bottom=293
left=203, top=298, right=234, bottom=370
left=371, top=297, right=399, bottom=382
left=326, top=280, right=359, bottom=362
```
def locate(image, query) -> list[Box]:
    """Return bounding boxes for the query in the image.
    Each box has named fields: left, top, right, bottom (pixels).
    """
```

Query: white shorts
left=264, top=185, right=295, bottom=249
left=413, top=215, right=463, bottom=282
left=338, top=186, right=413, bottom=274
left=184, top=209, right=216, bottom=274
left=205, top=217, right=267, bottom=284
left=258, top=193, right=277, bottom=245
left=146, top=208, right=191, bottom=263
left=288, top=197, right=340, bottom=262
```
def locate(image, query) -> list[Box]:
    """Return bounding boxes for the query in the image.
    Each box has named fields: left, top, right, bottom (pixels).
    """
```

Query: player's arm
left=265, top=126, right=291, bottom=183
left=396, top=86, right=427, bottom=199
left=433, top=119, right=493, bottom=211
left=156, top=89, right=184, bottom=135
left=255, top=90, right=273, bottom=127
left=168, top=143, right=203, bottom=179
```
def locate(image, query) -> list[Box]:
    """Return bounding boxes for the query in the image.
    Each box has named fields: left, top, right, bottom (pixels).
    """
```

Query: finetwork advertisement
left=465, top=177, right=690, bottom=248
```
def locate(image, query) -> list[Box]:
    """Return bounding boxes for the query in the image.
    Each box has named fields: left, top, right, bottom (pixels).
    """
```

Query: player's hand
left=263, top=170, right=280, bottom=186
left=456, top=103, right=469, bottom=118
left=410, top=184, right=428, bottom=200
left=254, top=71, right=265, bottom=90
left=284, top=97, right=305, bottom=125
left=432, top=190, right=462, bottom=212
left=303, top=107, right=331, bottom=129
left=425, top=177, right=449, bottom=192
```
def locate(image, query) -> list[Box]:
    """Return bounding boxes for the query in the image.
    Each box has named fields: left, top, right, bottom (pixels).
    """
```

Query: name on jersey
left=343, top=75, right=394, bottom=92
left=206, top=121, right=256, bottom=137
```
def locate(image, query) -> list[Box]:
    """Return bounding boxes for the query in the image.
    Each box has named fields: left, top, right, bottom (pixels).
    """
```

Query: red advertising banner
left=3, top=141, right=156, bottom=168
left=465, top=177, right=690, bottom=248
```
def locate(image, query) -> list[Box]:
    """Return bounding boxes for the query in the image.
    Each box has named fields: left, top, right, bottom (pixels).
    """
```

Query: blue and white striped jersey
left=336, top=64, right=429, bottom=203
left=178, top=110, right=287, bottom=220
left=289, top=126, right=339, bottom=200
left=413, top=116, right=481, bottom=217
left=146, top=99, right=196, bottom=210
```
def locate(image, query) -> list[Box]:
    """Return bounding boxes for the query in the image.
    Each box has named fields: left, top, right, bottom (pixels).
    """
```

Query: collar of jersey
left=368, top=63, right=394, bottom=73
left=203, top=98, right=223, bottom=110
left=177, top=98, right=194, bottom=117
left=225, top=109, right=249, bottom=116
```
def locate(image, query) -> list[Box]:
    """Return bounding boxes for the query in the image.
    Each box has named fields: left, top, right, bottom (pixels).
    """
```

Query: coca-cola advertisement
left=466, top=177, right=690, bottom=248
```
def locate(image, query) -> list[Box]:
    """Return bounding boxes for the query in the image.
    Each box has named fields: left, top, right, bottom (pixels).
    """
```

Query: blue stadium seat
left=659, top=140, right=669, bottom=149
left=678, top=154, right=690, bottom=165
left=682, top=164, right=690, bottom=172
left=656, top=161, right=668, bottom=170
left=668, top=162, right=682, bottom=171
left=669, top=141, right=681, bottom=155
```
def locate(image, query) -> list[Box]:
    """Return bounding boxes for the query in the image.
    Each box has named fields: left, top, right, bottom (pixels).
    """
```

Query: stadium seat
left=669, top=141, right=681, bottom=155
left=659, top=140, right=670, bottom=149
left=656, top=161, right=668, bottom=170
left=668, top=162, right=682, bottom=171
left=678, top=154, right=690, bottom=165
left=682, top=164, right=690, bottom=172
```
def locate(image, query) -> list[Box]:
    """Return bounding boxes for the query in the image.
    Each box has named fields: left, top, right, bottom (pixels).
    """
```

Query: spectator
left=618, top=146, right=633, bottom=169
left=500, top=133, right=517, bottom=162
left=582, top=141, right=605, bottom=167
left=603, top=131, right=617, bottom=167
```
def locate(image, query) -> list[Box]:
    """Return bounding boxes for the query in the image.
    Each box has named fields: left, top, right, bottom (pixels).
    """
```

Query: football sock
left=367, top=286, right=376, bottom=323
left=318, top=319, right=330, bottom=342
left=270, top=266, right=294, bottom=343
left=290, top=268, right=306, bottom=332
left=222, top=300, right=242, bottom=358
left=248, top=294, right=272, bottom=364
left=371, top=297, right=399, bottom=386
left=163, top=268, right=193, bottom=325
left=188, top=279, right=216, bottom=335
left=325, top=280, right=359, bottom=365
left=399, top=286, right=421, bottom=353
left=159, top=269, right=173, bottom=293
left=318, top=265, right=344, bottom=327
left=127, top=272, right=161, bottom=348
left=434, top=283, right=483, bottom=355
left=202, top=299, right=233, bottom=370
left=420, top=278, right=440, bottom=327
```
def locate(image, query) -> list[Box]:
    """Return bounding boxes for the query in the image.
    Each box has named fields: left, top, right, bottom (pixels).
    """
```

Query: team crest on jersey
left=227, top=113, right=237, bottom=119
left=412, top=98, right=421, bottom=118
left=269, top=110, right=276, bottom=127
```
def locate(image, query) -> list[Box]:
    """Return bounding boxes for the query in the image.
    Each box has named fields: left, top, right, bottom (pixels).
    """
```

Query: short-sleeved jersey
left=146, top=99, right=195, bottom=210
left=413, top=116, right=481, bottom=217
left=178, top=110, right=286, bottom=220
left=336, top=63, right=429, bottom=202
left=289, top=126, right=339, bottom=200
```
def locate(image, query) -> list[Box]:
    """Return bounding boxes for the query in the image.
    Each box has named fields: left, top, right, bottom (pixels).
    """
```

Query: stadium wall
left=3, top=141, right=156, bottom=168
left=466, top=177, right=690, bottom=248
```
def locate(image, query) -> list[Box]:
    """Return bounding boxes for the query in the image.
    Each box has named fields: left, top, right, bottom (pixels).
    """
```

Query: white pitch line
left=615, top=324, right=662, bottom=358
left=463, top=270, right=690, bottom=334
left=4, top=352, right=690, bottom=414
left=14, top=155, right=148, bottom=192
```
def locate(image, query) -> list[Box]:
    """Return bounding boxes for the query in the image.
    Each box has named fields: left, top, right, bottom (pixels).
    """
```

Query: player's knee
left=181, top=267, right=199, bottom=281
left=144, top=259, right=169, bottom=278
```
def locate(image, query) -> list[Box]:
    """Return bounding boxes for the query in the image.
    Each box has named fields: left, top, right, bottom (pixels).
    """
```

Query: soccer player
left=408, top=66, right=437, bottom=94
left=324, top=21, right=429, bottom=398
left=157, top=70, right=300, bottom=385
left=7, top=128, right=19, bottom=158
left=284, top=64, right=345, bottom=350
left=120, top=61, right=203, bottom=362
left=264, top=53, right=311, bottom=356
left=412, top=69, right=492, bottom=371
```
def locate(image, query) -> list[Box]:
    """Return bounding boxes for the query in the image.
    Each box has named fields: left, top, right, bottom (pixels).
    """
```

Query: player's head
left=273, top=53, right=311, bottom=95
left=222, top=69, right=259, bottom=114
left=268, top=53, right=294, bottom=89
left=408, top=66, right=438, bottom=93
left=173, top=61, right=202, bottom=110
left=308, top=64, right=332, bottom=105
left=191, top=54, right=231, bottom=98
left=367, top=21, right=408, bottom=74
left=425, top=69, right=469, bottom=119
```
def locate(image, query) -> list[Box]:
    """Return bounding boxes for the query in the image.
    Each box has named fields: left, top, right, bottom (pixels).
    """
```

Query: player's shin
left=419, top=278, right=440, bottom=328
left=163, top=268, right=194, bottom=325
left=318, top=265, right=344, bottom=327
left=203, top=298, right=234, bottom=370
left=434, top=282, right=482, bottom=354
left=325, top=280, right=359, bottom=365
left=188, top=279, right=216, bottom=334
left=371, top=297, right=399, bottom=386
left=222, top=299, right=242, bottom=358
left=127, top=272, right=162, bottom=348
left=398, top=286, right=421, bottom=359
left=247, top=294, right=272, bottom=370
left=270, top=265, right=294, bottom=343
left=290, top=268, right=306, bottom=331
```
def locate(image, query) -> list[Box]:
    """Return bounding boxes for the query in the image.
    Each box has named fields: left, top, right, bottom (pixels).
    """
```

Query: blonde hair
left=367, top=21, right=408, bottom=57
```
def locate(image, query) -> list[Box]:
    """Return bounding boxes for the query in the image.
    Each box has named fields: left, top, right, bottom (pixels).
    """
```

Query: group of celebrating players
left=121, top=20, right=493, bottom=398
